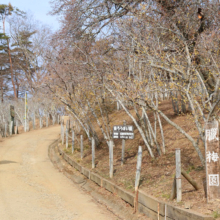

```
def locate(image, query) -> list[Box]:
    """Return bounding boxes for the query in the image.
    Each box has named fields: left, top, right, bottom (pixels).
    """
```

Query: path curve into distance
left=0, top=126, right=115, bottom=220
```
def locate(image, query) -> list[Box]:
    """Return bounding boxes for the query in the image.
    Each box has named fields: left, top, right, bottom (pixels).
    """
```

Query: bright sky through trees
left=1, top=0, right=59, bottom=31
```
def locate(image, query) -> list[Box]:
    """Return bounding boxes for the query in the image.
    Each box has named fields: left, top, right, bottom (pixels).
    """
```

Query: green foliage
left=0, top=33, right=8, bottom=51
left=0, top=4, right=13, bottom=17
left=0, top=3, right=24, bottom=18
left=195, top=166, right=204, bottom=171
left=212, top=210, right=220, bottom=219
left=162, top=193, right=170, bottom=199
left=186, top=165, right=195, bottom=174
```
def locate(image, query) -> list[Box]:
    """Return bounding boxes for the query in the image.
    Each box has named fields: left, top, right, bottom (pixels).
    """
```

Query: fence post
left=27, top=119, right=29, bottom=131
left=4, top=123, right=7, bottom=137
left=9, top=121, right=11, bottom=136
left=10, top=121, right=13, bottom=136
left=109, top=140, right=113, bottom=178
left=33, top=113, right=35, bottom=130
left=66, top=119, right=68, bottom=130
left=68, top=119, right=70, bottom=132
left=9, top=122, right=11, bottom=136
left=15, top=120, right=18, bottom=135
left=72, top=130, right=74, bottom=154
left=134, top=146, right=142, bottom=213
left=135, top=146, right=142, bottom=191
left=81, top=135, right=83, bottom=159
left=176, top=148, right=182, bottom=202
left=121, top=120, right=126, bottom=166
left=46, top=116, right=49, bottom=127
left=117, top=101, right=120, bottom=110
left=60, top=120, right=62, bottom=135
left=92, top=137, right=95, bottom=169
left=61, top=123, right=64, bottom=145
left=66, top=127, right=68, bottom=149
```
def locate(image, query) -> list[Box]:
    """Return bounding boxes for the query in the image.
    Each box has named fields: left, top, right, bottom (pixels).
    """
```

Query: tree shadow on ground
left=0, top=160, right=17, bottom=165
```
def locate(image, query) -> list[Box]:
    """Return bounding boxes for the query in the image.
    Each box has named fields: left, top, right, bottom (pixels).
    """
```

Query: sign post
left=121, top=120, right=126, bottom=166
left=205, top=120, right=220, bottom=203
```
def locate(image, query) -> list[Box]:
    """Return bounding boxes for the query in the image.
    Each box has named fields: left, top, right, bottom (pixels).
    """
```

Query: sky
left=1, top=0, right=60, bottom=31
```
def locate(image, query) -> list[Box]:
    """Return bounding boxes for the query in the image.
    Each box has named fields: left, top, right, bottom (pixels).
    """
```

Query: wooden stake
left=40, top=117, right=42, bottom=129
left=170, top=175, right=176, bottom=200
left=158, top=203, right=159, bottom=220
left=92, top=137, right=95, bottom=169
left=165, top=204, right=167, bottom=220
left=33, top=113, right=35, bottom=130
left=109, top=140, right=113, bottom=178
left=10, top=121, right=13, bottom=136
left=61, top=123, right=64, bottom=145
left=72, top=129, right=74, bottom=154
left=81, top=135, right=83, bottom=159
left=15, top=120, right=18, bottom=135
left=4, top=123, right=7, bottom=137
left=134, top=146, right=142, bottom=213
left=66, top=127, right=68, bottom=149
left=24, top=92, right=27, bottom=132
left=117, top=101, right=120, bottom=110
left=135, top=146, right=142, bottom=191
left=176, top=149, right=182, bottom=202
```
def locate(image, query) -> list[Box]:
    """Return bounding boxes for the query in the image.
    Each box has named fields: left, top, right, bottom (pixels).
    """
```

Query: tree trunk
left=7, top=40, right=17, bottom=100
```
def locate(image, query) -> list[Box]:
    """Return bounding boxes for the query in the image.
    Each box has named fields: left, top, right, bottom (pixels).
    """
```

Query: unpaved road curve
left=0, top=126, right=115, bottom=220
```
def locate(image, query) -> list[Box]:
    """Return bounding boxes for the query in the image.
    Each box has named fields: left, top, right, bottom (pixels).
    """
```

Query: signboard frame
left=112, top=125, right=134, bottom=139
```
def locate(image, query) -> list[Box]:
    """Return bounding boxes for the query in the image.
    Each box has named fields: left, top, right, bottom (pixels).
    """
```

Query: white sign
left=209, top=174, right=219, bottom=186
left=113, top=125, right=134, bottom=139
left=206, top=151, right=219, bottom=163
left=205, top=120, right=220, bottom=202
left=206, top=128, right=219, bottom=142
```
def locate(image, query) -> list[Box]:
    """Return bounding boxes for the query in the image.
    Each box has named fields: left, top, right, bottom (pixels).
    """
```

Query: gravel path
left=0, top=126, right=115, bottom=220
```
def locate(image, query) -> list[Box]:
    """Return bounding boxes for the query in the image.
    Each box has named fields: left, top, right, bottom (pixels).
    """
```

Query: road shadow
left=0, top=160, right=17, bottom=165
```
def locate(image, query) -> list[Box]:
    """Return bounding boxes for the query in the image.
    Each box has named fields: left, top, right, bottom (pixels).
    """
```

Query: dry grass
left=61, top=100, right=220, bottom=217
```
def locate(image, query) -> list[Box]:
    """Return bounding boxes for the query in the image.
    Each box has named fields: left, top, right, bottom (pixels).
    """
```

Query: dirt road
left=0, top=126, right=116, bottom=220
